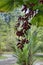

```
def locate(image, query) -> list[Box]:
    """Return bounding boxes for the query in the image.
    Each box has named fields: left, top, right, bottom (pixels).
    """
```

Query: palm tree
left=0, top=0, right=43, bottom=65
left=12, top=25, right=43, bottom=65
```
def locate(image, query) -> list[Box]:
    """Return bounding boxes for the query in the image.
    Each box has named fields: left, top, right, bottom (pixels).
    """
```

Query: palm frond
left=0, top=0, right=14, bottom=12
left=31, top=12, right=43, bottom=27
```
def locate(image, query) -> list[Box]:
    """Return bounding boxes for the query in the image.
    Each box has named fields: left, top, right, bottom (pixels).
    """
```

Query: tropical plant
left=0, top=0, right=43, bottom=65
left=11, top=4, right=43, bottom=65
left=12, top=25, right=43, bottom=65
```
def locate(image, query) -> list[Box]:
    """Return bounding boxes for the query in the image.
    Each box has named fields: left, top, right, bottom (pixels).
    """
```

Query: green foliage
left=31, top=11, right=43, bottom=27
left=12, top=26, right=43, bottom=65
left=0, top=0, right=14, bottom=12
left=0, top=13, right=16, bottom=51
left=0, top=0, right=43, bottom=11
left=13, top=44, right=29, bottom=65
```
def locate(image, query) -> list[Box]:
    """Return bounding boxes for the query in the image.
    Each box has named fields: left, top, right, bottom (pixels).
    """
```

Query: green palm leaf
left=0, top=0, right=43, bottom=11
left=31, top=11, right=43, bottom=27
left=0, top=0, right=14, bottom=12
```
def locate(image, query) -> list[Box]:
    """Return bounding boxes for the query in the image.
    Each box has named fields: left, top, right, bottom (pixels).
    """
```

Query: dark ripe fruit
left=21, top=38, right=29, bottom=44
left=28, top=22, right=32, bottom=25
left=26, top=39, right=29, bottom=43
left=28, top=22, right=32, bottom=28
left=18, top=44, right=23, bottom=50
left=21, top=39, right=26, bottom=44
left=17, top=42, right=21, bottom=46
left=15, top=23, right=20, bottom=27
left=29, top=3, right=35, bottom=7
left=17, top=39, right=29, bottom=50
left=22, top=4, right=27, bottom=12
left=18, top=16, right=28, bottom=22
left=24, top=17, right=28, bottom=21
left=25, top=10, right=34, bottom=18
left=25, top=8, right=27, bottom=13
left=25, top=13, right=30, bottom=17
left=18, top=16, right=28, bottom=21
left=25, top=11, right=33, bottom=18
left=22, top=23, right=28, bottom=30
left=23, top=20, right=28, bottom=26
left=39, top=0, right=43, bottom=4
left=22, top=21, right=31, bottom=31
left=17, top=40, right=23, bottom=49
left=16, top=30, right=24, bottom=36
left=29, top=10, right=34, bottom=16
left=22, top=17, right=28, bottom=21
left=21, top=17, right=25, bottom=21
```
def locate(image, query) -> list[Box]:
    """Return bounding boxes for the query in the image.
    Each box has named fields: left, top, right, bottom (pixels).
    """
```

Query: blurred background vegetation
left=0, top=8, right=43, bottom=54
left=0, top=0, right=43, bottom=55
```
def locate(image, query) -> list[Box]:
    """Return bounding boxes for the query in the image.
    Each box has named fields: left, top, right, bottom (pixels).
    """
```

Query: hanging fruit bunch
left=39, top=0, right=43, bottom=4
left=15, top=3, right=39, bottom=50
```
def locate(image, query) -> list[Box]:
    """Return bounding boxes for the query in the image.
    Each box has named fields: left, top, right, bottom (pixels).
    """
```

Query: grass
left=11, top=63, right=19, bottom=65
left=3, top=51, right=14, bottom=54
left=0, top=56, right=7, bottom=59
left=35, top=55, right=43, bottom=60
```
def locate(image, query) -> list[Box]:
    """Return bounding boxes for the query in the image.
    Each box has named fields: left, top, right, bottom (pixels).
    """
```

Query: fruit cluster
left=15, top=3, right=38, bottom=50
left=17, top=38, right=29, bottom=50
left=39, top=0, right=43, bottom=4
